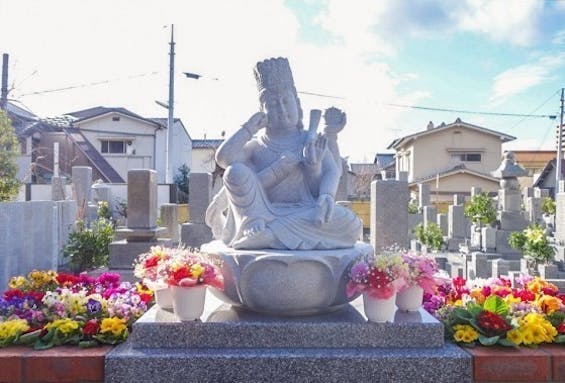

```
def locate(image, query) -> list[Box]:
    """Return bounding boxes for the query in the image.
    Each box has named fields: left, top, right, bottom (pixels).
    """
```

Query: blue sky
left=2, top=0, right=565, bottom=162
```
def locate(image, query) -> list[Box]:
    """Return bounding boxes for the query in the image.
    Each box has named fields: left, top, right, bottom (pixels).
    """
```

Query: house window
left=451, top=153, right=481, bottom=162
left=101, top=140, right=126, bottom=154
left=112, top=116, right=120, bottom=121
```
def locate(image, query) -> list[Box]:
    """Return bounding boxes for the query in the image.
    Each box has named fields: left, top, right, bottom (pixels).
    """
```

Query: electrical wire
left=385, top=102, right=557, bottom=119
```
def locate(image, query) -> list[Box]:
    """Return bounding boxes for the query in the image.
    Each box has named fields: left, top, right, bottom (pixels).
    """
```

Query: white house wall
left=410, top=127, right=502, bottom=181
left=169, top=122, right=192, bottom=181
left=77, top=114, right=158, bottom=182
left=191, top=148, right=216, bottom=173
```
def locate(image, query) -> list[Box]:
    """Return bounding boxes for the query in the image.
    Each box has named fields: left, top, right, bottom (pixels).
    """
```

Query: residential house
left=387, top=118, right=516, bottom=203
left=191, top=138, right=223, bottom=173
left=513, top=150, right=556, bottom=189
left=6, top=102, right=37, bottom=182
left=22, top=106, right=191, bottom=184
left=532, top=158, right=565, bottom=197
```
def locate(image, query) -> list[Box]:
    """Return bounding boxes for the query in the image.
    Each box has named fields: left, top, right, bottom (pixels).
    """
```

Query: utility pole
left=165, top=25, right=175, bottom=184
left=557, top=88, right=564, bottom=192
left=1, top=53, right=8, bottom=111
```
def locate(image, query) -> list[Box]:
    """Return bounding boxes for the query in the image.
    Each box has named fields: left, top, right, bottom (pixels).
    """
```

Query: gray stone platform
left=105, top=293, right=472, bottom=382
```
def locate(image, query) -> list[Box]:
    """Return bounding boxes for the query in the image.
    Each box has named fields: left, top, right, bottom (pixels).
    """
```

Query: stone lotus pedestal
left=201, top=240, right=373, bottom=316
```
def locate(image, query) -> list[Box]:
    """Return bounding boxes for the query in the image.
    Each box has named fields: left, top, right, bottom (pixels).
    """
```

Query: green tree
left=464, top=192, right=497, bottom=225
left=0, top=111, right=21, bottom=201
left=173, top=164, right=190, bottom=203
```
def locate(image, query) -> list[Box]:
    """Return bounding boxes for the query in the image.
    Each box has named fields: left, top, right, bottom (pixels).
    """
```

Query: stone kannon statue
left=206, top=57, right=362, bottom=250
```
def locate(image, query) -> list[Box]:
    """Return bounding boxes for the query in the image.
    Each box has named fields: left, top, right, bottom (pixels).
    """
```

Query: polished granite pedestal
left=105, top=292, right=471, bottom=383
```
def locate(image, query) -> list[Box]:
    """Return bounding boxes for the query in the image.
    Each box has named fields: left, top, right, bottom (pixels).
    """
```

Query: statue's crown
left=254, top=57, right=294, bottom=93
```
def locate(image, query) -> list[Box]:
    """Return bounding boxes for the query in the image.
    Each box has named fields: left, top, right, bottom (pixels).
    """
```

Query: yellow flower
left=469, top=290, right=486, bottom=305
left=0, top=319, right=30, bottom=341
left=100, top=317, right=127, bottom=337
left=506, top=329, right=523, bottom=346
left=8, top=276, right=27, bottom=289
left=191, top=263, right=204, bottom=279
left=46, top=318, right=79, bottom=336
left=453, top=324, right=479, bottom=343
left=538, top=295, right=562, bottom=314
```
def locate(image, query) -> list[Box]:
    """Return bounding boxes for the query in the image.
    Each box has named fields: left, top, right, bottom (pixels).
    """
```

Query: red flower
left=557, top=323, right=565, bottom=335
left=56, top=273, right=79, bottom=286
left=368, top=269, right=393, bottom=290
left=542, top=285, right=559, bottom=296
left=513, top=289, right=536, bottom=302
left=477, top=310, right=512, bottom=337
left=4, top=289, right=25, bottom=300
left=171, top=266, right=191, bottom=285
left=144, top=256, right=160, bottom=269
left=139, top=292, right=153, bottom=304
left=27, top=291, right=45, bottom=303
left=82, top=319, right=100, bottom=336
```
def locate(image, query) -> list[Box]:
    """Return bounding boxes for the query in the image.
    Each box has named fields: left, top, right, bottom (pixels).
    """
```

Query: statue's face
left=263, top=89, right=299, bottom=132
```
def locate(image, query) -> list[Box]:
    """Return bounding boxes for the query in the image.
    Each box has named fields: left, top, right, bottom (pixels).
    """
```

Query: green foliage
left=63, top=218, right=114, bottom=272
left=96, top=201, right=112, bottom=220
left=173, top=164, right=190, bottom=203
left=408, top=201, right=419, bottom=214
left=114, top=198, right=127, bottom=219
left=464, top=192, right=497, bottom=225
left=413, top=223, right=444, bottom=250
left=508, top=224, right=554, bottom=264
left=541, top=197, right=556, bottom=215
left=0, top=111, right=22, bottom=201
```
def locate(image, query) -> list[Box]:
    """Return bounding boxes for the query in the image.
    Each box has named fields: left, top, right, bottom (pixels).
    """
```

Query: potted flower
left=396, top=251, right=439, bottom=312
left=134, top=246, right=176, bottom=309
left=347, top=254, right=407, bottom=322
left=160, top=249, right=224, bottom=321
left=508, top=224, right=555, bottom=276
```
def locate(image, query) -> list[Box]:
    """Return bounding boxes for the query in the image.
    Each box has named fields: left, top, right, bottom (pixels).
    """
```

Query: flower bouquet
left=0, top=270, right=152, bottom=350
left=134, top=246, right=179, bottom=308
left=427, top=275, right=565, bottom=347
left=347, top=254, right=407, bottom=322
left=158, top=249, right=224, bottom=321
left=396, top=251, right=440, bottom=311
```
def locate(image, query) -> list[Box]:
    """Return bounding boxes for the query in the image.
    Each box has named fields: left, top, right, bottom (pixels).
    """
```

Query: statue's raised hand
left=243, top=112, right=268, bottom=135
left=323, top=107, right=346, bottom=135
left=304, top=133, right=327, bottom=167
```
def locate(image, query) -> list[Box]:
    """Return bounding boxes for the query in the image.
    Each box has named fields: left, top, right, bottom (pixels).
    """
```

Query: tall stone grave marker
left=181, top=172, right=214, bottom=248
left=370, top=179, right=409, bottom=251
left=418, top=183, right=430, bottom=210
left=71, top=166, right=92, bottom=212
left=108, top=170, right=171, bottom=280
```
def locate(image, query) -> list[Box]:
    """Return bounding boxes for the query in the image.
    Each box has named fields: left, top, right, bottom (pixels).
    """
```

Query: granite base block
left=105, top=342, right=471, bottom=383
left=129, top=303, right=444, bottom=349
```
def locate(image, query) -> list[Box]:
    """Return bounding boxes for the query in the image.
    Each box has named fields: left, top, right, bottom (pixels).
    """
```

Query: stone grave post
left=71, top=166, right=92, bottom=215
left=422, top=206, right=437, bottom=228
left=160, top=203, right=179, bottom=245
left=418, top=183, right=430, bottom=210
left=370, top=178, right=409, bottom=252
left=181, top=172, right=214, bottom=248
left=108, top=169, right=171, bottom=281
left=555, top=181, right=565, bottom=262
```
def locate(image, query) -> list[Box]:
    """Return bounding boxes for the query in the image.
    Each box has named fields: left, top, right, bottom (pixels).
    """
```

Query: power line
left=17, top=71, right=160, bottom=97
left=504, top=89, right=561, bottom=130
left=386, top=102, right=557, bottom=119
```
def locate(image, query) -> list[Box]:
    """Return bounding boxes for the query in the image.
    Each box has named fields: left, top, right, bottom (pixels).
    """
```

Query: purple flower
left=350, top=262, right=369, bottom=282
left=86, top=298, right=102, bottom=314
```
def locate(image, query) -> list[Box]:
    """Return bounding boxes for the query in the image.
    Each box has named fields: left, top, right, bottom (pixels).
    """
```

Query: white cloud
left=489, top=53, right=565, bottom=105
left=454, top=0, right=544, bottom=46
left=552, top=30, right=565, bottom=45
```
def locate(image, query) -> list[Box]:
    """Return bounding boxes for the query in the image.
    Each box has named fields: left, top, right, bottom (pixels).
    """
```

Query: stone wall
left=0, top=200, right=76, bottom=292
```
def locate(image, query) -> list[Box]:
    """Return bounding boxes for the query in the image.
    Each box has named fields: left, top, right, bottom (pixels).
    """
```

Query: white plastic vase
left=396, top=285, right=424, bottom=312
left=171, top=285, right=207, bottom=321
left=154, top=286, right=173, bottom=309
left=363, top=291, right=397, bottom=323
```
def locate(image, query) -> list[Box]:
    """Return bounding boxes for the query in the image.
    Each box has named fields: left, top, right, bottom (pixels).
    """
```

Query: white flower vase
left=154, top=286, right=173, bottom=309
left=363, top=291, right=397, bottom=323
left=396, top=285, right=424, bottom=312
left=171, top=285, right=207, bottom=321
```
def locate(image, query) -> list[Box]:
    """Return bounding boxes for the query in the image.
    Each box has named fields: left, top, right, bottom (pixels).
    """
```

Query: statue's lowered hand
left=244, top=112, right=268, bottom=135
left=313, top=193, right=334, bottom=226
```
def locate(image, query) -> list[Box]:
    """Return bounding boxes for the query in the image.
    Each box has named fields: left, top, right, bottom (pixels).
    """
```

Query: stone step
left=128, top=294, right=445, bottom=349
left=105, top=342, right=472, bottom=383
